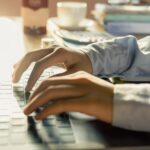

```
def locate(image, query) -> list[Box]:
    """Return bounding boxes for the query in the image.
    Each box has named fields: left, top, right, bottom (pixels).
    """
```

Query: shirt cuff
left=113, top=84, right=150, bottom=132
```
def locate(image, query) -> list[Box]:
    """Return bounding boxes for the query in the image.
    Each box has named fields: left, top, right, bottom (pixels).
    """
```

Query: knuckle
left=75, top=76, right=87, bottom=83
left=78, top=71, right=86, bottom=74
left=80, top=77, right=89, bottom=83
left=75, top=71, right=87, bottom=78
left=74, top=72, right=89, bottom=83
left=54, top=47, right=66, bottom=54
left=54, top=47, right=62, bottom=52
left=24, top=52, right=32, bottom=60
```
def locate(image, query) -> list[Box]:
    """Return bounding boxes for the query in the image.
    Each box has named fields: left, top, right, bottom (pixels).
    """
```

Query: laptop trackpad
left=70, top=114, right=150, bottom=148
left=69, top=114, right=106, bottom=145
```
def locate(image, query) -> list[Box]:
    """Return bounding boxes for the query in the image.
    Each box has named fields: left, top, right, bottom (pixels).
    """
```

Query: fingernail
left=23, top=106, right=30, bottom=115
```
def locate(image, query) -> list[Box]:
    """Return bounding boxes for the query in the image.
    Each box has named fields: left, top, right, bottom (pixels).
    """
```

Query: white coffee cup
left=57, top=2, right=87, bottom=27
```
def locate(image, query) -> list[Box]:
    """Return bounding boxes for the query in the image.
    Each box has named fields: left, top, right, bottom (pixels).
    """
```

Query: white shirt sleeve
left=81, top=35, right=138, bottom=77
left=81, top=35, right=150, bottom=131
left=82, top=35, right=150, bottom=81
left=113, top=84, right=150, bottom=132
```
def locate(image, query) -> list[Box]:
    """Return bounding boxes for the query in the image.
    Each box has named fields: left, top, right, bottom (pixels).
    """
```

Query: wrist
left=80, top=50, right=93, bottom=74
left=104, top=84, right=114, bottom=124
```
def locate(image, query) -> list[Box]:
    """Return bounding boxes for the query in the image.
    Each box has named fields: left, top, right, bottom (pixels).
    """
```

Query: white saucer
left=50, top=17, right=95, bottom=30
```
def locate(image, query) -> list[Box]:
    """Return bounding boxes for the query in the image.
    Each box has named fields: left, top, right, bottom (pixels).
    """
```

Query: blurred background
left=0, top=0, right=107, bottom=18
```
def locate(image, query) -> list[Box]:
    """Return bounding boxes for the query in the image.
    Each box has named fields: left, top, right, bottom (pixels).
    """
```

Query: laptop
left=0, top=65, right=149, bottom=150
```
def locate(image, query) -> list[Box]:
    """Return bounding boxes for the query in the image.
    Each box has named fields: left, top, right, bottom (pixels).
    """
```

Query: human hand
left=12, top=46, right=92, bottom=92
left=24, top=71, right=114, bottom=123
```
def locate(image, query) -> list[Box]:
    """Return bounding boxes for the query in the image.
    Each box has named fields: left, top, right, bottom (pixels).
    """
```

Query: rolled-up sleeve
left=82, top=35, right=150, bottom=81
left=113, top=84, right=150, bottom=132
left=81, top=35, right=138, bottom=76
left=80, top=35, right=150, bottom=131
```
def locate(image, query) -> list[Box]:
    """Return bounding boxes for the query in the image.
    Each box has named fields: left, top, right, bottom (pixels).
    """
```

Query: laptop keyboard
left=0, top=66, right=75, bottom=145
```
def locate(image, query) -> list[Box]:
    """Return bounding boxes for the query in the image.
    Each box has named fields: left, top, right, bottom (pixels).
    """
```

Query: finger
left=29, top=71, right=82, bottom=100
left=35, top=97, right=85, bottom=120
left=50, top=66, right=79, bottom=78
left=12, top=48, right=54, bottom=83
left=29, top=71, right=85, bottom=101
left=24, top=84, right=84, bottom=115
left=30, top=70, right=89, bottom=100
left=25, top=47, right=70, bottom=92
left=13, top=60, right=21, bottom=69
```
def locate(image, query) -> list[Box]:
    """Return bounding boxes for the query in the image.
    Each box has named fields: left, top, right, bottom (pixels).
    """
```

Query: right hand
left=24, top=71, right=114, bottom=123
left=12, top=46, right=92, bottom=92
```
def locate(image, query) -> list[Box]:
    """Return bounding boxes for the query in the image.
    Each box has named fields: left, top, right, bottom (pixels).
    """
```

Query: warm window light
left=0, top=18, right=24, bottom=81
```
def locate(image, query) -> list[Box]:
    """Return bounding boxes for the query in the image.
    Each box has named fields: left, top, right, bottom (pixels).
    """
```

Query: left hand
left=12, top=46, right=92, bottom=92
left=24, top=71, right=114, bottom=124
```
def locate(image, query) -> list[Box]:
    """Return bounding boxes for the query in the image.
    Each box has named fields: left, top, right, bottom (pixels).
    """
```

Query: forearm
left=81, top=35, right=138, bottom=76
left=113, top=84, right=150, bottom=132
left=82, top=35, right=150, bottom=81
